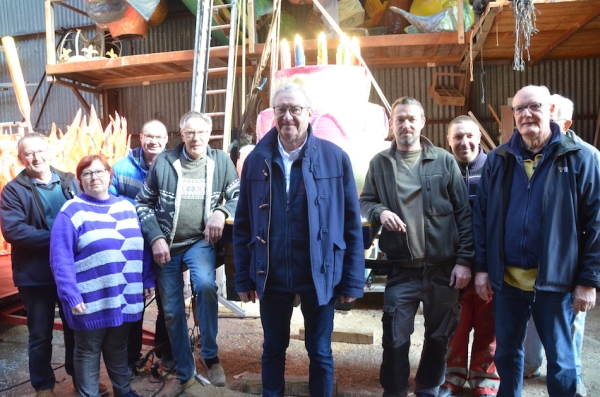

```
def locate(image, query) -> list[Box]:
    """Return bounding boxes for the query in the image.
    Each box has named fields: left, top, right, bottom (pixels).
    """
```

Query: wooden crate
left=429, top=72, right=466, bottom=107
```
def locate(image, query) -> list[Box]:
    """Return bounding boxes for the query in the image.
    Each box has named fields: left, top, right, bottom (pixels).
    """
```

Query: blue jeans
left=259, top=289, right=336, bottom=397
left=493, top=282, right=576, bottom=397
left=154, top=239, right=218, bottom=381
left=524, top=311, right=586, bottom=380
left=74, top=323, right=132, bottom=397
left=18, top=285, right=75, bottom=391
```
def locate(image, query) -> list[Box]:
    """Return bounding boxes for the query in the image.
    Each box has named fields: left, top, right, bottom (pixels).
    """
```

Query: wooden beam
left=68, top=86, right=91, bottom=114
left=529, top=3, right=600, bottom=66
left=297, top=327, right=374, bottom=345
left=460, top=3, right=501, bottom=71
left=45, top=0, right=56, bottom=66
left=501, top=105, right=514, bottom=144
left=51, top=78, right=102, bottom=95
left=468, top=111, right=496, bottom=150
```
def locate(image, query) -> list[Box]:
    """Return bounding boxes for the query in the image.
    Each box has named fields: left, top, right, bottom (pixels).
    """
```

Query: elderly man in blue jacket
left=473, top=85, right=600, bottom=397
left=233, top=83, right=365, bottom=397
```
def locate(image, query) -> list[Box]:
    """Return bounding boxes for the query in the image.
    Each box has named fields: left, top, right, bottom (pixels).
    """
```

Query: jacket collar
left=385, top=135, right=438, bottom=160
left=455, top=145, right=488, bottom=174
left=15, top=166, right=74, bottom=189
left=497, top=122, right=579, bottom=158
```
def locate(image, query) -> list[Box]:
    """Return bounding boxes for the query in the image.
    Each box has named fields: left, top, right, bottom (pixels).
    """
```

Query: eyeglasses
left=511, top=102, right=548, bottom=115
left=21, top=149, right=49, bottom=159
left=182, top=130, right=211, bottom=138
left=81, top=169, right=108, bottom=179
left=272, top=106, right=309, bottom=117
left=142, top=134, right=167, bottom=141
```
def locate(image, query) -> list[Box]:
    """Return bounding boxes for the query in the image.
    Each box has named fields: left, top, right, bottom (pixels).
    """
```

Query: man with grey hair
left=234, top=83, right=365, bottom=396
left=360, top=97, right=474, bottom=397
left=473, top=85, right=600, bottom=396
left=136, top=112, right=239, bottom=396
left=0, top=133, right=89, bottom=396
left=522, top=93, right=597, bottom=397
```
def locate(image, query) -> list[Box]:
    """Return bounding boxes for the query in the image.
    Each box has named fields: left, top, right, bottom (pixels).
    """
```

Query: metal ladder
left=191, top=0, right=237, bottom=152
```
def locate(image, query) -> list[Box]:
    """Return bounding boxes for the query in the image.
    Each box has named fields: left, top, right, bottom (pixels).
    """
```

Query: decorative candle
left=280, top=38, right=291, bottom=70
left=341, top=34, right=351, bottom=65
left=351, top=36, right=360, bottom=66
left=294, top=34, right=305, bottom=67
left=317, top=32, right=328, bottom=65
left=336, top=43, right=343, bottom=65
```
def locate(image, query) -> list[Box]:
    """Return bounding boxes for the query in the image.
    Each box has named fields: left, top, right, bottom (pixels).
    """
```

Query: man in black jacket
left=0, top=133, right=98, bottom=397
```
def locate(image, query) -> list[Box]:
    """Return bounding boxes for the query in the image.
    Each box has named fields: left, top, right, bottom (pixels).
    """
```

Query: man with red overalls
left=439, top=116, right=499, bottom=397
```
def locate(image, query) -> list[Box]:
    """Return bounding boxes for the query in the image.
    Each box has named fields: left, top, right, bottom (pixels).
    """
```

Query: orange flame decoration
left=0, top=105, right=129, bottom=254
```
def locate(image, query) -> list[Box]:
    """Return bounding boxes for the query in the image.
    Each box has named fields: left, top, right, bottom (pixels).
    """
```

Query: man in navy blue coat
left=233, top=83, right=365, bottom=397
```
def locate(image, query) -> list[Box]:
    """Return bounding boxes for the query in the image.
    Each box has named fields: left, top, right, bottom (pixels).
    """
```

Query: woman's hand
left=72, top=302, right=86, bottom=314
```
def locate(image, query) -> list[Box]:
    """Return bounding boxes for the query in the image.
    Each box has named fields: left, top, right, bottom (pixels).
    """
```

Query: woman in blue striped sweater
left=50, top=154, right=155, bottom=397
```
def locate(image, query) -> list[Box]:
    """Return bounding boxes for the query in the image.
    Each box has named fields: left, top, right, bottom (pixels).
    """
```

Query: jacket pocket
left=332, top=240, right=346, bottom=286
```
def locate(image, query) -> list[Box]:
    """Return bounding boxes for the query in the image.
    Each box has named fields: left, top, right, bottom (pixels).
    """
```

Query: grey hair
left=179, top=111, right=212, bottom=131
left=390, top=97, right=425, bottom=119
left=550, top=94, right=574, bottom=121
left=270, top=83, right=312, bottom=108
left=17, top=133, right=47, bottom=155
left=141, top=119, right=168, bottom=136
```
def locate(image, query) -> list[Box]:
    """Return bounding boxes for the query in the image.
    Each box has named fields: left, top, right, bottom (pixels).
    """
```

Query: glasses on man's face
left=183, top=130, right=211, bottom=139
left=142, top=134, right=167, bottom=141
left=511, top=102, right=548, bottom=116
left=272, top=106, right=308, bottom=117
left=81, top=169, right=108, bottom=180
left=22, top=149, right=49, bottom=159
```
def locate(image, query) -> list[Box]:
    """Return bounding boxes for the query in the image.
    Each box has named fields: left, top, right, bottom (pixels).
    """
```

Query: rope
left=512, top=0, right=539, bottom=71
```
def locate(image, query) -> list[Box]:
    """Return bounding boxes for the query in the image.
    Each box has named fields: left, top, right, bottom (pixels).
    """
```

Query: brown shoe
left=160, top=377, right=197, bottom=397
left=35, top=390, right=55, bottom=397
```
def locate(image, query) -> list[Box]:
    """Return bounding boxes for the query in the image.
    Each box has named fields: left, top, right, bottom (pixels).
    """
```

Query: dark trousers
left=74, top=322, right=132, bottom=397
left=380, top=264, right=461, bottom=397
left=260, top=289, right=336, bottom=397
left=18, top=285, right=75, bottom=391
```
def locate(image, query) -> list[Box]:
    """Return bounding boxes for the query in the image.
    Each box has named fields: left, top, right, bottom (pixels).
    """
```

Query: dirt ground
left=1, top=288, right=599, bottom=397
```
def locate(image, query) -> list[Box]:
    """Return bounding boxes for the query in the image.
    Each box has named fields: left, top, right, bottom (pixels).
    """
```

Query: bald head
left=512, top=85, right=555, bottom=152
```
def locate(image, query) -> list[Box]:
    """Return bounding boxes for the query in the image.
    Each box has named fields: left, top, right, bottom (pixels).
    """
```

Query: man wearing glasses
left=234, top=83, right=364, bottom=397
left=472, top=85, right=600, bottom=396
left=135, top=111, right=239, bottom=396
left=0, top=133, right=87, bottom=396
left=109, top=120, right=175, bottom=380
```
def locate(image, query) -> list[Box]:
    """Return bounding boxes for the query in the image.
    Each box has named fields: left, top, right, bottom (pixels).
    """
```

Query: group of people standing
left=0, top=82, right=597, bottom=397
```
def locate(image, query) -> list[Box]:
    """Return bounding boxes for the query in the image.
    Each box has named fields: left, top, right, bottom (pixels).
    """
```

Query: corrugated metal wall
left=0, top=0, right=97, bottom=133
left=472, top=59, right=600, bottom=145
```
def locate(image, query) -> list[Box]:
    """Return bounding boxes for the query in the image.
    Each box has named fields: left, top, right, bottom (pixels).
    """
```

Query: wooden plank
left=529, top=2, right=600, bottom=66
left=45, top=0, right=56, bottom=66
left=501, top=105, right=514, bottom=144
left=297, top=327, right=374, bottom=345
left=468, top=111, right=496, bottom=150
left=241, top=373, right=337, bottom=396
